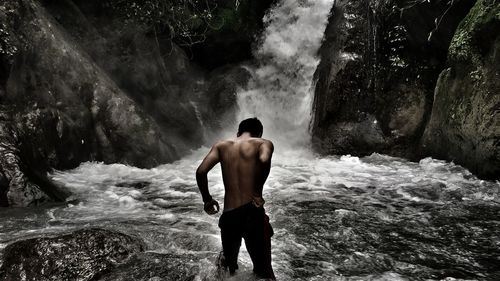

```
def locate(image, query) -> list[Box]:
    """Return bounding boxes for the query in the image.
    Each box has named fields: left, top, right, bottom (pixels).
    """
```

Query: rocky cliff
left=312, top=0, right=499, bottom=179
left=312, top=0, right=476, bottom=158
left=422, top=0, right=500, bottom=179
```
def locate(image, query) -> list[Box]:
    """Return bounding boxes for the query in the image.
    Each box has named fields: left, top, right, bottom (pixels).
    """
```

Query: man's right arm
left=196, top=144, right=221, bottom=214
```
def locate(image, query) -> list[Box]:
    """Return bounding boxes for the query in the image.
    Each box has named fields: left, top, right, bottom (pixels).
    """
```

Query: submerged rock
left=0, top=228, right=144, bottom=281
left=422, top=0, right=500, bottom=179
left=97, top=252, right=216, bottom=281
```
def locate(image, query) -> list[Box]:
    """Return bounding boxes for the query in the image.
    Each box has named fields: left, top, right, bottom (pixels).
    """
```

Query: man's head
left=237, top=118, right=263, bottom=137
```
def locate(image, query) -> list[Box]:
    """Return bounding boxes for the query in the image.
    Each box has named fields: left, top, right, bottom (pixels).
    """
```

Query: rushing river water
left=1, top=0, right=500, bottom=280
left=1, top=149, right=499, bottom=280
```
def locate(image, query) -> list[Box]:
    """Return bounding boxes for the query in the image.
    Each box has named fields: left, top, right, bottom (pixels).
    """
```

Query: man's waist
left=223, top=198, right=265, bottom=213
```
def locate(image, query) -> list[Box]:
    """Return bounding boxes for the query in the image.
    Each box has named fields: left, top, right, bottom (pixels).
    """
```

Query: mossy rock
left=448, top=0, right=500, bottom=64
left=422, top=0, right=500, bottom=179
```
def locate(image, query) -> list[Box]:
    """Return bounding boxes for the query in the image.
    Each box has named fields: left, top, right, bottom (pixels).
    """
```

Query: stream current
left=0, top=150, right=499, bottom=280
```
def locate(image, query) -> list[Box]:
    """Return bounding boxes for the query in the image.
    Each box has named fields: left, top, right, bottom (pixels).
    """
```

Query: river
left=1, top=149, right=499, bottom=280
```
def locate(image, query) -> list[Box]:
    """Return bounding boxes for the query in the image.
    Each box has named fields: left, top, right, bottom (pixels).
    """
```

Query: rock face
left=200, top=64, right=253, bottom=142
left=0, top=0, right=179, bottom=206
left=42, top=0, right=208, bottom=152
left=422, top=0, right=500, bottom=179
left=0, top=228, right=144, bottom=281
left=312, top=0, right=476, bottom=158
left=0, top=113, right=50, bottom=206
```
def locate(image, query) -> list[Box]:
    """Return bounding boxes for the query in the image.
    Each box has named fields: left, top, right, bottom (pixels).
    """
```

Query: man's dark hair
left=237, top=118, right=263, bottom=137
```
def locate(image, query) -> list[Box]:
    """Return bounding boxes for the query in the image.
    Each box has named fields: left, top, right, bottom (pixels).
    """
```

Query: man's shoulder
left=213, top=139, right=234, bottom=149
left=213, top=138, right=273, bottom=149
left=254, top=138, right=273, bottom=146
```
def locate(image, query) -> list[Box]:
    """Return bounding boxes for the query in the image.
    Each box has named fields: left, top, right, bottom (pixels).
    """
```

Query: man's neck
left=238, top=132, right=254, bottom=139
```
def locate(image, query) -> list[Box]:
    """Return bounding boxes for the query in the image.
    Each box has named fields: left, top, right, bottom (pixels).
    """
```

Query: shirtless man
left=196, top=118, right=276, bottom=280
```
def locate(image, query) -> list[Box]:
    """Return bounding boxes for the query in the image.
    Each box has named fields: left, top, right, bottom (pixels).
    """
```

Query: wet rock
left=0, top=0, right=182, bottom=205
left=312, top=0, right=476, bottom=158
left=0, top=108, right=70, bottom=206
left=200, top=64, right=253, bottom=141
left=402, top=182, right=446, bottom=201
left=1, top=114, right=45, bottom=207
left=116, top=181, right=150, bottom=190
left=314, top=113, right=387, bottom=156
left=422, top=0, right=500, bottom=179
left=43, top=0, right=207, bottom=152
left=0, top=146, right=49, bottom=207
left=0, top=228, right=144, bottom=281
left=4, top=0, right=180, bottom=167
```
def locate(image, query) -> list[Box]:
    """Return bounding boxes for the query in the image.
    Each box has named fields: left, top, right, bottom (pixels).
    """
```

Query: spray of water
left=237, top=0, right=334, bottom=148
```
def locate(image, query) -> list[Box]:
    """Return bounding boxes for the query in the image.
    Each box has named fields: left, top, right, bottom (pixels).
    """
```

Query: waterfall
left=236, top=0, right=335, bottom=148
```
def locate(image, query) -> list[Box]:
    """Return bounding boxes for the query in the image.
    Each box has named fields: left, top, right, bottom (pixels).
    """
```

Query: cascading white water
left=237, top=0, right=334, bottom=148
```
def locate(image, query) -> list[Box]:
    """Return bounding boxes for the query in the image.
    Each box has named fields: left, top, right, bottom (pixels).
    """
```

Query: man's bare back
left=196, top=133, right=274, bottom=212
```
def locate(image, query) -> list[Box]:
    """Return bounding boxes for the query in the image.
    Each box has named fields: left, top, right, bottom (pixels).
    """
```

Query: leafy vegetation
left=449, top=0, right=499, bottom=63
left=102, top=0, right=241, bottom=46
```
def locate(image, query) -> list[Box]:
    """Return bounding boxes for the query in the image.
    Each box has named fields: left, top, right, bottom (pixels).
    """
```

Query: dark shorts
left=218, top=202, right=275, bottom=279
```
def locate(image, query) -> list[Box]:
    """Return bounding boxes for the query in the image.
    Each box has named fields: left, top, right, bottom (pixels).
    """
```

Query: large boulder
left=200, top=64, right=253, bottom=142
left=0, top=111, right=49, bottom=207
left=422, top=0, right=500, bottom=179
left=0, top=228, right=144, bottom=281
left=312, top=0, right=476, bottom=158
left=42, top=0, right=207, bottom=151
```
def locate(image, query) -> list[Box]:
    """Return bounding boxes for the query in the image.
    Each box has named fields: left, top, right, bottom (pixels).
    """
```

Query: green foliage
left=212, top=8, right=241, bottom=32
left=449, top=0, right=500, bottom=63
left=103, top=0, right=241, bottom=46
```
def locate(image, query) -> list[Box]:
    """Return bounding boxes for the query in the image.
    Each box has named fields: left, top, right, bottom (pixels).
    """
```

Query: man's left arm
left=258, top=140, right=274, bottom=187
left=196, top=144, right=220, bottom=214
